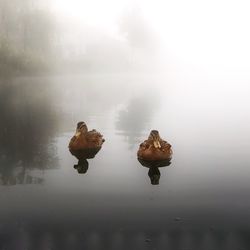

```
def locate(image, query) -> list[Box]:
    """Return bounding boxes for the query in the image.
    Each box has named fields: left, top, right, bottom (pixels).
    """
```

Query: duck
left=137, top=130, right=172, bottom=161
left=69, top=121, right=105, bottom=160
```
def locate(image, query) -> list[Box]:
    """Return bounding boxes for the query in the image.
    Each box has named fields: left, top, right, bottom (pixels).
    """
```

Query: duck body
left=137, top=130, right=172, bottom=161
left=69, top=122, right=105, bottom=160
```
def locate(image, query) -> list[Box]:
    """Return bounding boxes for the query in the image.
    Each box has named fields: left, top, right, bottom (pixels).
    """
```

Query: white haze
left=51, top=0, right=250, bottom=146
left=52, top=0, right=250, bottom=71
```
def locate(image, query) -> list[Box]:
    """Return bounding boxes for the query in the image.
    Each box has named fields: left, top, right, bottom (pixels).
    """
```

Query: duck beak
left=75, top=129, right=81, bottom=137
left=153, top=140, right=161, bottom=148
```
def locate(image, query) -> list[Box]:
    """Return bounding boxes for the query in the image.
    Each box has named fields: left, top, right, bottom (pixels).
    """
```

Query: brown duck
left=69, top=121, right=105, bottom=160
left=137, top=130, right=172, bottom=161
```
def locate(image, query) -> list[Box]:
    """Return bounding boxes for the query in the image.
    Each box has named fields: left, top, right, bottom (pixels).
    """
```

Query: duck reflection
left=72, top=149, right=102, bottom=174
left=74, top=159, right=89, bottom=174
left=148, top=167, right=161, bottom=185
left=69, top=122, right=105, bottom=174
left=138, top=158, right=172, bottom=185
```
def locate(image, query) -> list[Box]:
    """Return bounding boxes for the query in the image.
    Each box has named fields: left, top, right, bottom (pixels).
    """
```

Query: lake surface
left=0, top=74, right=250, bottom=249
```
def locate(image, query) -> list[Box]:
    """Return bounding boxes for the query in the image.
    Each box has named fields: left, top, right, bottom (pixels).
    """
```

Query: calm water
left=0, top=75, right=250, bottom=249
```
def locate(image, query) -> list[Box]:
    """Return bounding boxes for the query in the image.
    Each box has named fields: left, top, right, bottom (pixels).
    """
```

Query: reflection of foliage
left=0, top=79, right=58, bottom=185
left=116, top=96, right=159, bottom=148
left=0, top=165, right=45, bottom=186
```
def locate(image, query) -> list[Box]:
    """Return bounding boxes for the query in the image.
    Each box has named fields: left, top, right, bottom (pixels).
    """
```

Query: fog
left=51, top=0, right=250, bottom=74
left=1, top=0, right=250, bottom=249
left=2, top=0, right=250, bottom=77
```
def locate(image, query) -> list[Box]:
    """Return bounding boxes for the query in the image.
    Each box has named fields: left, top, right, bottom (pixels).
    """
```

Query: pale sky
left=52, top=0, right=250, bottom=75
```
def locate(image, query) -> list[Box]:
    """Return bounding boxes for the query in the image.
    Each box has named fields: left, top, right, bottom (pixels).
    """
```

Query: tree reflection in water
left=0, top=78, right=58, bottom=185
left=116, top=94, right=160, bottom=149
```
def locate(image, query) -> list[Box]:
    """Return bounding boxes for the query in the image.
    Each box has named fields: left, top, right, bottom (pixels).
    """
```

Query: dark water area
left=0, top=75, right=250, bottom=250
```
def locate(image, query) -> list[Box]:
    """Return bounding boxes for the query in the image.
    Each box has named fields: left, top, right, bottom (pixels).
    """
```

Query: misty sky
left=51, top=0, right=250, bottom=75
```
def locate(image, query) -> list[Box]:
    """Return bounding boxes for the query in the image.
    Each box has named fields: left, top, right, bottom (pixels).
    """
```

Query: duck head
left=148, top=130, right=161, bottom=148
left=75, top=121, right=88, bottom=136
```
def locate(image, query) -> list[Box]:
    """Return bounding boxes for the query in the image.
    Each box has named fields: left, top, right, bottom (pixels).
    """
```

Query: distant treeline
left=0, top=0, right=56, bottom=75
